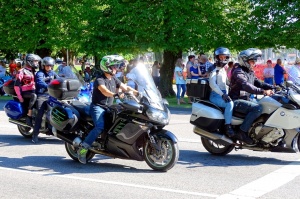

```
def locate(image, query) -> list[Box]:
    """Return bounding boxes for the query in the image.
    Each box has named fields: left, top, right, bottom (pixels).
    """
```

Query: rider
left=14, top=54, right=41, bottom=127
left=32, top=57, right=59, bottom=143
left=209, top=47, right=235, bottom=138
left=229, top=48, right=274, bottom=144
left=77, top=55, right=139, bottom=164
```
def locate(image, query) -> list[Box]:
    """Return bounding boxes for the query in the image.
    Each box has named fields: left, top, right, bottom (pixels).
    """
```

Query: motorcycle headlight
left=146, top=106, right=170, bottom=125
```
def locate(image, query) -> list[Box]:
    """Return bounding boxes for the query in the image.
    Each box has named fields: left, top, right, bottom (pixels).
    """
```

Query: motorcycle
left=190, top=66, right=300, bottom=156
left=47, top=64, right=179, bottom=171
left=3, top=68, right=85, bottom=139
left=2, top=78, right=63, bottom=138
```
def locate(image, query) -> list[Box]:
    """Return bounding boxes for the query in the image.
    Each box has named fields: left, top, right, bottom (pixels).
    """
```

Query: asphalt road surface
left=0, top=101, right=300, bottom=199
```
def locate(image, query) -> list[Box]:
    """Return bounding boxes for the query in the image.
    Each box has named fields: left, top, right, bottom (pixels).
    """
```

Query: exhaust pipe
left=9, top=118, right=31, bottom=128
left=193, top=126, right=233, bottom=145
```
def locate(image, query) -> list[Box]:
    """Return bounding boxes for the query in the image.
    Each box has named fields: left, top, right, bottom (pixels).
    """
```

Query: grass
left=165, top=96, right=192, bottom=109
left=0, top=95, right=13, bottom=100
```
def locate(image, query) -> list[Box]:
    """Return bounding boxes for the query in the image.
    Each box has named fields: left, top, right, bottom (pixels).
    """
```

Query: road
left=0, top=101, right=300, bottom=199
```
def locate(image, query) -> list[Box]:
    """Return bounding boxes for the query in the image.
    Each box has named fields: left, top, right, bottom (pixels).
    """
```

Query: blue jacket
left=35, top=70, right=59, bottom=95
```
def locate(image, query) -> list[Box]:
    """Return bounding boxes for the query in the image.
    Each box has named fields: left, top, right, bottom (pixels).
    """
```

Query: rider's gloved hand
left=222, top=94, right=232, bottom=103
left=274, top=85, right=282, bottom=92
left=113, top=92, right=124, bottom=99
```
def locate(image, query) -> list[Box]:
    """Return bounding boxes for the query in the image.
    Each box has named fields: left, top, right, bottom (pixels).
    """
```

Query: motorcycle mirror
left=162, top=98, right=169, bottom=106
left=286, top=81, right=293, bottom=88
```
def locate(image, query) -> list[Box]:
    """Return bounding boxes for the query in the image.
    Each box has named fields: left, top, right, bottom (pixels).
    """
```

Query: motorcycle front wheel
left=65, top=142, right=95, bottom=162
left=17, top=125, right=33, bottom=138
left=201, top=137, right=234, bottom=156
left=144, top=137, right=179, bottom=172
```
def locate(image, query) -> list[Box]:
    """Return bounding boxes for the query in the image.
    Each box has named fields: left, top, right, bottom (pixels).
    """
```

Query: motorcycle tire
left=17, top=125, right=33, bottom=138
left=201, top=137, right=234, bottom=156
left=144, top=137, right=179, bottom=172
left=65, top=142, right=95, bottom=162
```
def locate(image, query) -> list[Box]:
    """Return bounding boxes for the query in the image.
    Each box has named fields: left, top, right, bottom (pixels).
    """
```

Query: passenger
left=209, top=47, right=235, bottom=138
left=14, top=54, right=41, bottom=127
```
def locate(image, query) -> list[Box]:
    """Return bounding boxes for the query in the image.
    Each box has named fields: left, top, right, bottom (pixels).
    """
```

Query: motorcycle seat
left=71, top=101, right=93, bottom=121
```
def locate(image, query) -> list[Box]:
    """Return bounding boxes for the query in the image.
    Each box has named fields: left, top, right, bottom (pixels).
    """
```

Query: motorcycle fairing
left=4, top=100, right=24, bottom=120
left=264, top=107, right=300, bottom=129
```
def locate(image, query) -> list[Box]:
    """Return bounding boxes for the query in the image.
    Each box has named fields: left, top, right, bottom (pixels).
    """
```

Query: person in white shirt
left=0, top=61, right=7, bottom=78
left=263, top=60, right=274, bottom=85
left=209, top=47, right=235, bottom=138
left=174, top=58, right=186, bottom=105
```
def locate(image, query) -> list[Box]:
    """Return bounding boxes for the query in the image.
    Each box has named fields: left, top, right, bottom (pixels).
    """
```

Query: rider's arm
left=234, top=69, right=264, bottom=95
left=254, top=78, right=274, bottom=90
left=35, top=72, right=48, bottom=89
left=209, top=69, right=224, bottom=96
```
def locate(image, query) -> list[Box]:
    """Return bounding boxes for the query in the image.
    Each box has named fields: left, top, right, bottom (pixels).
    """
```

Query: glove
left=113, top=92, right=124, bottom=99
left=222, top=94, right=232, bottom=103
left=274, top=85, right=282, bottom=92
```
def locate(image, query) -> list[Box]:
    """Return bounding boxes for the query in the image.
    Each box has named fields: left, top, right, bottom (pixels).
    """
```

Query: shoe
left=180, top=99, right=186, bottom=104
left=225, top=124, right=235, bottom=138
left=32, top=135, right=38, bottom=144
left=77, top=145, right=89, bottom=164
left=235, top=129, right=253, bottom=145
left=177, top=100, right=180, bottom=105
left=26, top=116, right=33, bottom=127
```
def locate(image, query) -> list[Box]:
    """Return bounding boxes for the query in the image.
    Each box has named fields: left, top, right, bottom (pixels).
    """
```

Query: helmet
left=238, top=48, right=262, bottom=69
left=214, top=47, right=230, bottom=67
left=25, top=54, right=41, bottom=69
left=42, top=57, right=55, bottom=69
left=100, top=55, right=124, bottom=75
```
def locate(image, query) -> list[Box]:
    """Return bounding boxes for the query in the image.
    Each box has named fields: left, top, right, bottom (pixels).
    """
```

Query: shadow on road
left=177, top=149, right=300, bottom=168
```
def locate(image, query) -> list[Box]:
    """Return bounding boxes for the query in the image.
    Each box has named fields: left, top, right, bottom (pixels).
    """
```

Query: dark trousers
left=33, top=95, right=51, bottom=137
left=22, top=90, right=37, bottom=110
left=233, top=99, right=263, bottom=132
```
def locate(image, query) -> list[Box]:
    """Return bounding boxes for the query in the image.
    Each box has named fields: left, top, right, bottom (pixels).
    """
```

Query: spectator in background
left=186, top=55, right=195, bottom=79
left=115, top=62, right=125, bottom=83
left=174, top=58, right=186, bottom=105
left=126, top=64, right=137, bottom=89
left=198, top=56, right=208, bottom=78
left=0, top=61, right=7, bottom=78
left=190, top=59, right=201, bottom=79
left=226, top=60, right=234, bottom=81
left=274, top=58, right=286, bottom=86
left=9, top=59, right=17, bottom=76
left=57, top=62, right=76, bottom=78
left=263, top=60, right=274, bottom=85
left=152, top=61, right=160, bottom=87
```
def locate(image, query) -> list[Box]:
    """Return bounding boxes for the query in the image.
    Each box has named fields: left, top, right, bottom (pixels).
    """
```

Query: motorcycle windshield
left=284, top=65, right=300, bottom=85
left=129, top=63, right=164, bottom=110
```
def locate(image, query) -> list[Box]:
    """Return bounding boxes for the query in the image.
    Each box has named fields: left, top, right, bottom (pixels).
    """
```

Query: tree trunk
left=158, top=50, right=182, bottom=97
left=61, top=48, right=76, bottom=65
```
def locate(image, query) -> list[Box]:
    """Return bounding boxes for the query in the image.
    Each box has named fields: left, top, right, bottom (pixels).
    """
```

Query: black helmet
left=25, top=54, right=41, bottom=69
left=238, top=48, right=262, bottom=69
left=214, top=47, right=230, bottom=67
left=42, top=57, right=55, bottom=70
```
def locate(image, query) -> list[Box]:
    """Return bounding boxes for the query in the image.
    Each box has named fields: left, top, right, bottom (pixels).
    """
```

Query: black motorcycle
left=47, top=65, right=179, bottom=171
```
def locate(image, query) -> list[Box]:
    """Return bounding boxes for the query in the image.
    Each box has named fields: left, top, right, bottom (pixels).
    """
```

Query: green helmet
left=100, top=55, right=124, bottom=75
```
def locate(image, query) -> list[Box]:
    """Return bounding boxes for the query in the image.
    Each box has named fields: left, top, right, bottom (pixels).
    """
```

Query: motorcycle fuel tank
left=190, top=102, right=224, bottom=132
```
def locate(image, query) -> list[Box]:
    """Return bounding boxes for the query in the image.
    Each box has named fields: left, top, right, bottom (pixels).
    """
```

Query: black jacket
left=229, top=65, right=274, bottom=100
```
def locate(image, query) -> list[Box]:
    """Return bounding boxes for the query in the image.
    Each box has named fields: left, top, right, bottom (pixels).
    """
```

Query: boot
left=77, top=142, right=90, bottom=164
left=32, top=135, right=38, bottom=144
left=235, top=129, right=253, bottom=145
left=26, top=115, right=33, bottom=127
left=225, top=124, right=235, bottom=138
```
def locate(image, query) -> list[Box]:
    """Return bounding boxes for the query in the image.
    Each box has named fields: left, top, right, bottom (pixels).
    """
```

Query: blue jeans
left=176, top=84, right=186, bottom=99
left=264, top=77, right=273, bottom=85
left=84, top=103, right=106, bottom=146
left=209, top=91, right=233, bottom=124
left=233, top=99, right=262, bottom=132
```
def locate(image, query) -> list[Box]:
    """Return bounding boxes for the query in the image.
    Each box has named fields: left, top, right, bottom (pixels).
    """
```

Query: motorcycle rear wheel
left=144, top=137, right=179, bottom=172
left=17, top=125, right=33, bottom=138
left=65, top=142, right=95, bottom=162
left=201, top=137, right=235, bottom=156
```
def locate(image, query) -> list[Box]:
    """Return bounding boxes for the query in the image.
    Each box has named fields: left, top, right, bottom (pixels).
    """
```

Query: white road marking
left=217, top=158, right=300, bottom=199
left=0, top=166, right=219, bottom=198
